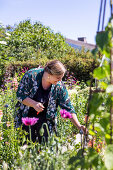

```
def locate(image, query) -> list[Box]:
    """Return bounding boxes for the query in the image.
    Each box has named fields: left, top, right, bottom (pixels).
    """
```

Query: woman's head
left=44, top=60, right=66, bottom=85
left=44, top=60, right=66, bottom=76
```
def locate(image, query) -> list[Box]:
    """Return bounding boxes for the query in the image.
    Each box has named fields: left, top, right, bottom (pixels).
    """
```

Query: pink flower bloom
left=5, top=142, right=10, bottom=145
left=6, top=121, right=10, bottom=127
left=22, top=117, right=39, bottom=126
left=60, top=109, right=72, bottom=119
left=0, top=110, right=3, bottom=118
left=12, top=77, right=18, bottom=90
left=0, top=137, right=3, bottom=140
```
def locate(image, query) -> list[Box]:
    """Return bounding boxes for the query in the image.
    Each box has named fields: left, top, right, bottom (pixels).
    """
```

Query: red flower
left=88, top=139, right=95, bottom=148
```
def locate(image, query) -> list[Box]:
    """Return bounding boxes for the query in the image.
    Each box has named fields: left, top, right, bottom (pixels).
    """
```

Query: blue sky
left=0, top=0, right=111, bottom=44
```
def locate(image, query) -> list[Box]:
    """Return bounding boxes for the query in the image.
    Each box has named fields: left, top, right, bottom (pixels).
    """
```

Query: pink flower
left=12, top=77, right=18, bottom=90
left=22, top=117, right=39, bottom=126
left=6, top=121, right=10, bottom=127
left=5, top=142, right=10, bottom=145
left=0, top=110, right=3, bottom=118
left=60, top=109, right=72, bottom=119
left=0, top=137, right=3, bottom=140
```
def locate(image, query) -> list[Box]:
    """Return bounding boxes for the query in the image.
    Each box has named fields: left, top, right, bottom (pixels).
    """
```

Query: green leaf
left=96, top=31, right=109, bottom=51
left=94, top=123, right=105, bottom=132
left=93, top=67, right=106, bottom=80
left=89, top=93, right=103, bottom=114
left=68, top=149, right=85, bottom=169
left=89, top=130, right=95, bottom=136
left=105, top=134, right=111, bottom=139
left=87, top=148, right=99, bottom=166
left=104, top=144, right=113, bottom=170
left=99, top=81, right=108, bottom=90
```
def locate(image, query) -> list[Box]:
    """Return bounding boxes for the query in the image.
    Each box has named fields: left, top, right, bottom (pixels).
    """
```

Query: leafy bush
left=1, top=50, right=99, bottom=87
left=61, top=48, right=99, bottom=82
left=0, top=23, right=11, bottom=85
left=0, top=19, right=100, bottom=86
left=6, top=19, right=72, bottom=61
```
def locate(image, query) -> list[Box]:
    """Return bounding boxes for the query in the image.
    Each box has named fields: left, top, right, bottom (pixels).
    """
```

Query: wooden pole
left=110, top=37, right=113, bottom=144
left=110, top=0, right=113, bottom=16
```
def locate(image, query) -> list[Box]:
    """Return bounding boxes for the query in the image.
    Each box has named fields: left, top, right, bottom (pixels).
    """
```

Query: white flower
left=5, top=37, right=9, bottom=39
left=6, top=32, right=11, bottom=36
left=61, top=145, right=68, bottom=153
left=3, top=161, right=8, bottom=170
left=74, top=133, right=83, bottom=144
left=19, top=151, right=23, bottom=158
left=0, top=41, right=7, bottom=45
left=20, top=144, right=28, bottom=150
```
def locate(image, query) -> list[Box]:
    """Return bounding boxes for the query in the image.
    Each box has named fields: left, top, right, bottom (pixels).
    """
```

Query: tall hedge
left=0, top=20, right=99, bottom=85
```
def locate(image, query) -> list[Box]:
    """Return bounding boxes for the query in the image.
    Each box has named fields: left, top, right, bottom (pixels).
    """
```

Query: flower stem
left=42, top=123, right=50, bottom=137
left=29, top=125, right=32, bottom=142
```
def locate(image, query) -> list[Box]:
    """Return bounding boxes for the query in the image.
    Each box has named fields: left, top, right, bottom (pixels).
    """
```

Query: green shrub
left=0, top=50, right=99, bottom=86
left=5, top=19, right=72, bottom=61
left=0, top=19, right=100, bottom=86
left=60, top=49, right=99, bottom=82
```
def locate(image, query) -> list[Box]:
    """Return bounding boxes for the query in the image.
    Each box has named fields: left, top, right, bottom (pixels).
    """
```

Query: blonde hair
left=44, top=60, right=66, bottom=75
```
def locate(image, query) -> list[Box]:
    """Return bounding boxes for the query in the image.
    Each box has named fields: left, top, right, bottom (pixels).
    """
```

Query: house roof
left=66, top=38, right=96, bottom=51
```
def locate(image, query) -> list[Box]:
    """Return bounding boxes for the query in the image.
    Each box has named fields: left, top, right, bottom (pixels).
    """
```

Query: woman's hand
left=79, top=125, right=88, bottom=135
left=22, top=97, right=45, bottom=113
left=33, top=102, right=45, bottom=113
left=70, top=113, right=88, bottom=135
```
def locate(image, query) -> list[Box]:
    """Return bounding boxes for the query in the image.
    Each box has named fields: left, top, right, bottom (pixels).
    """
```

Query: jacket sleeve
left=16, top=72, right=32, bottom=102
left=57, top=82, right=76, bottom=114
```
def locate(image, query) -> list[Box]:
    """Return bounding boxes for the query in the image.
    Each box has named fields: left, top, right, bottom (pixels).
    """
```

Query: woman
left=15, top=60, right=85, bottom=143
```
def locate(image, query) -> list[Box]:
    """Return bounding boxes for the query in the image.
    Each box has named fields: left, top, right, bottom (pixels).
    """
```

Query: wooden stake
left=110, top=37, right=113, bottom=144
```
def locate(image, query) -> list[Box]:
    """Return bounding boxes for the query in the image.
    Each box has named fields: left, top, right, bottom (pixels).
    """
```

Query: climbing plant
left=68, top=16, right=113, bottom=170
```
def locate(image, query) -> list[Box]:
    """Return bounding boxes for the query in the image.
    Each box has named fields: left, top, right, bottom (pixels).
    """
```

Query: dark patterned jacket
left=15, top=68, right=76, bottom=127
